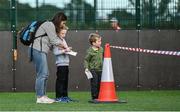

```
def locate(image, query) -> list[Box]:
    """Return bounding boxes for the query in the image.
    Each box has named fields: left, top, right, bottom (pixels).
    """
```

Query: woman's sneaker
left=36, top=96, right=55, bottom=104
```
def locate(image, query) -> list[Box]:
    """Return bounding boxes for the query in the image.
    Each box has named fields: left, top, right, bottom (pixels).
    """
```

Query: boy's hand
left=85, top=68, right=89, bottom=72
left=65, top=47, right=72, bottom=52
left=85, top=69, right=93, bottom=79
left=68, top=47, right=72, bottom=50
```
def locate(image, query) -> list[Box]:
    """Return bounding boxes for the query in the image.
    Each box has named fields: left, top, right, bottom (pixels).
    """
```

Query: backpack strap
left=40, top=37, right=42, bottom=51
left=29, top=42, right=34, bottom=62
left=29, top=33, right=47, bottom=62
left=34, top=33, right=47, bottom=39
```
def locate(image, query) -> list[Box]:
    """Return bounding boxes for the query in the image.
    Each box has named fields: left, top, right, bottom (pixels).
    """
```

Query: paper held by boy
left=85, top=70, right=93, bottom=79
left=66, top=50, right=77, bottom=56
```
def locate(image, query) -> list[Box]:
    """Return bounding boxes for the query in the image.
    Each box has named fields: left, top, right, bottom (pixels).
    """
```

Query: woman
left=30, top=12, right=67, bottom=104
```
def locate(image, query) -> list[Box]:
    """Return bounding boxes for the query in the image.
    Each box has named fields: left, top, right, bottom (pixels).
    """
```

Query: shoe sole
left=36, top=101, right=54, bottom=104
left=55, top=101, right=68, bottom=103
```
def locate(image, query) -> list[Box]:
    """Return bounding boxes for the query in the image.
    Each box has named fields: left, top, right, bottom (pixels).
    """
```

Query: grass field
left=0, top=90, right=180, bottom=111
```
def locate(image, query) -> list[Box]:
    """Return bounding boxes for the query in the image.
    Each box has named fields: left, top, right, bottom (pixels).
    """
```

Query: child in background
left=53, top=26, right=74, bottom=102
left=110, top=17, right=121, bottom=32
left=84, top=33, right=103, bottom=101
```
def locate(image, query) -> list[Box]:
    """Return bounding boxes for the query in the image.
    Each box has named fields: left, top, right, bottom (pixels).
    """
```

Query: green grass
left=0, top=90, right=180, bottom=111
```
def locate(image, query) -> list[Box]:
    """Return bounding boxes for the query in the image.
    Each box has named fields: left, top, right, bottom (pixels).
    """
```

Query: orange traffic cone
left=96, top=43, right=126, bottom=103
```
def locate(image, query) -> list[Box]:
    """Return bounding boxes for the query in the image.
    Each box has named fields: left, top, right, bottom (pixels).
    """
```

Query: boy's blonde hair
left=57, top=25, right=68, bottom=33
left=88, top=33, right=101, bottom=45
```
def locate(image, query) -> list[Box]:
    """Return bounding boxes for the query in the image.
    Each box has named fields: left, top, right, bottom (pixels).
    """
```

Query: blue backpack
left=19, top=20, right=48, bottom=61
left=19, top=20, right=47, bottom=46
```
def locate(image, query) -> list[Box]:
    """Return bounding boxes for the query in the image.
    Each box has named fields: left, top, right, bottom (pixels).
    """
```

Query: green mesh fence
left=1, top=0, right=180, bottom=30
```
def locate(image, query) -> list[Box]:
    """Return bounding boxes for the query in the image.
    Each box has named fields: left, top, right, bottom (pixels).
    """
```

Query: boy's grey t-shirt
left=53, top=37, right=70, bottom=66
left=31, top=21, right=61, bottom=53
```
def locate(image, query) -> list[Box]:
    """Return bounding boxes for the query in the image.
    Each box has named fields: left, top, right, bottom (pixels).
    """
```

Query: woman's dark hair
left=51, top=12, right=67, bottom=33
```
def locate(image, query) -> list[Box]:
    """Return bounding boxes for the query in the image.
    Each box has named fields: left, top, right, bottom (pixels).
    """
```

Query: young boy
left=53, top=26, right=74, bottom=102
left=84, top=33, right=103, bottom=101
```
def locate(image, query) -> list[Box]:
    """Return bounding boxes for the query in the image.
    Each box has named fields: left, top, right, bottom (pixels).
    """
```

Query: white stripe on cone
left=101, top=58, right=114, bottom=82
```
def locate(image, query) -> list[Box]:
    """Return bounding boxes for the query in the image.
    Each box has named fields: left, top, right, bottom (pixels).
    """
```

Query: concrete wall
left=0, top=30, right=180, bottom=92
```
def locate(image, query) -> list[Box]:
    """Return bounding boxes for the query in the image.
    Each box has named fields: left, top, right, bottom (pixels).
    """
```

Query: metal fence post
left=36, top=0, right=39, bottom=20
left=136, top=0, right=140, bottom=30
left=11, top=0, right=17, bottom=92
left=94, top=0, right=97, bottom=29
left=136, top=0, right=141, bottom=90
left=149, top=0, right=154, bottom=28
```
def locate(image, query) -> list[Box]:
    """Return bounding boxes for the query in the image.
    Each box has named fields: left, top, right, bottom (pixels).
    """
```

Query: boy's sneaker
left=55, top=97, right=68, bottom=103
left=36, top=96, right=55, bottom=104
left=63, top=96, right=78, bottom=102
left=88, top=99, right=98, bottom=103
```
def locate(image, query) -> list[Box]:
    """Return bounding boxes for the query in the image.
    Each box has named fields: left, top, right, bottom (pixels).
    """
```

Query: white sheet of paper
left=85, top=70, right=93, bottom=79
left=66, top=51, right=77, bottom=56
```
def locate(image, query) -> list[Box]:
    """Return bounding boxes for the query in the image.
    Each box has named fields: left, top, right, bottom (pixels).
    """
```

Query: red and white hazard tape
left=110, top=45, right=180, bottom=57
